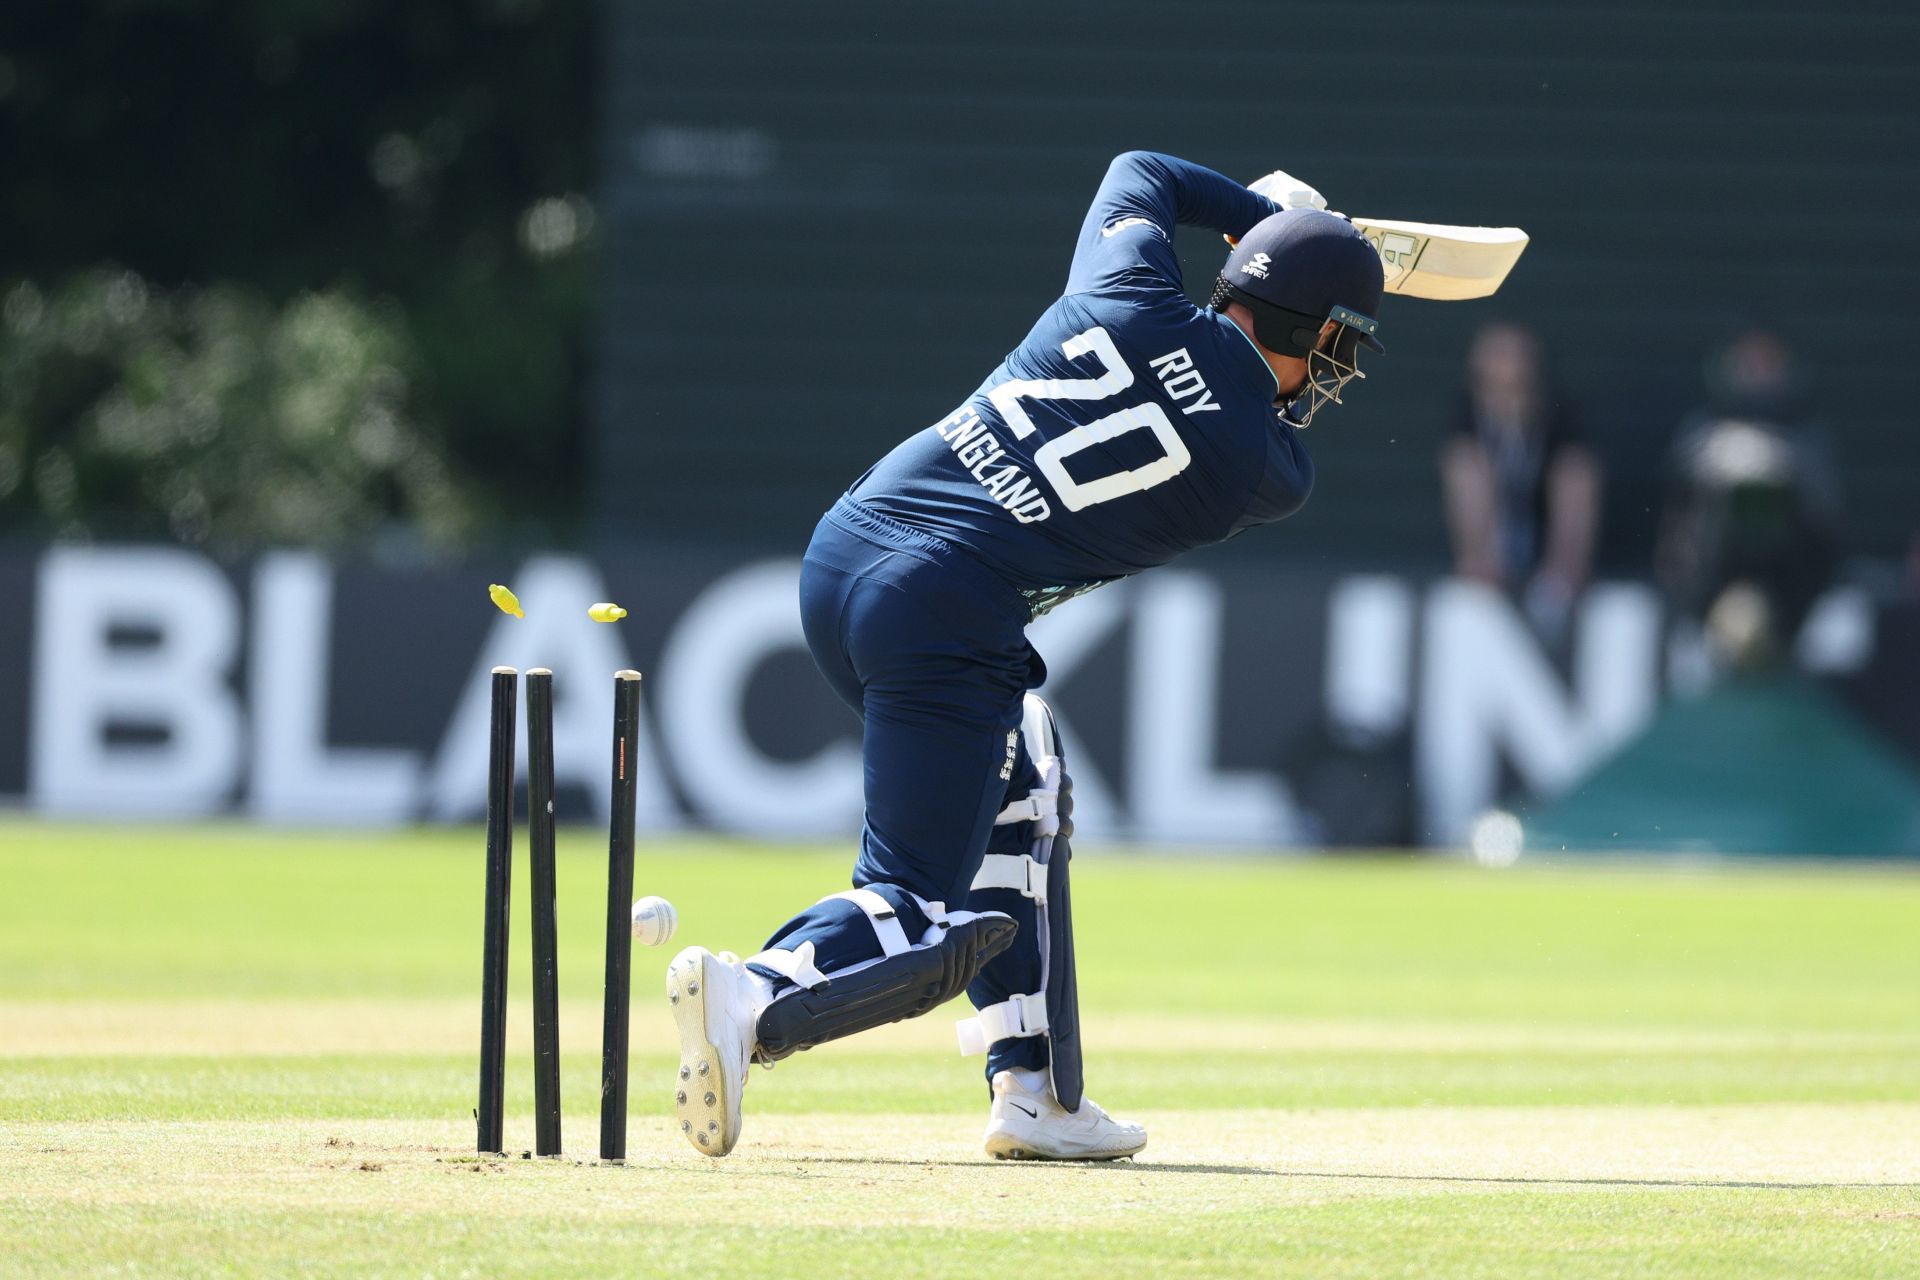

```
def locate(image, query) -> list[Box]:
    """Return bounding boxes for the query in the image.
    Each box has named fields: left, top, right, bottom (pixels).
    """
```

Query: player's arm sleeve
left=1240, top=422, right=1316, bottom=525
left=1065, top=151, right=1282, bottom=295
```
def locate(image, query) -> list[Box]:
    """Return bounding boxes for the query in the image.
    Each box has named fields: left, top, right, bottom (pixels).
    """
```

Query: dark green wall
left=593, top=1, right=1920, bottom=567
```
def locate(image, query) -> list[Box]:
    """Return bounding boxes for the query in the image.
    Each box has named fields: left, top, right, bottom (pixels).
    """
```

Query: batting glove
left=1248, top=168, right=1328, bottom=212
left=1225, top=169, right=1330, bottom=247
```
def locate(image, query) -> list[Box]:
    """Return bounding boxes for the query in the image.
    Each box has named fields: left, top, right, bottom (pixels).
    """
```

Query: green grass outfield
left=2, top=821, right=1916, bottom=1278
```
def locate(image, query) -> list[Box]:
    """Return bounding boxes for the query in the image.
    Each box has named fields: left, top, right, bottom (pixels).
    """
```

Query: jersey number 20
left=987, top=326, right=1192, bottom=513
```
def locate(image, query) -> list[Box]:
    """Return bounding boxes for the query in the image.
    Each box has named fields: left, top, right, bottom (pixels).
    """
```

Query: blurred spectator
left=1655, top=328, right=1840, bottom=673
left=1440, top=322, right=1600, bottom=642
left=1678, top=326, right=1842, bottom=517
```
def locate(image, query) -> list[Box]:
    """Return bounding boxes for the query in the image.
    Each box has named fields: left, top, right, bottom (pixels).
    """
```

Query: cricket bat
left=1347, top=218, right=1529, bottom=300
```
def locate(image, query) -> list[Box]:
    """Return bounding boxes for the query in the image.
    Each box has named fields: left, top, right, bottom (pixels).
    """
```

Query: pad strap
left=747, top=940, right=827, bottom=991
left=994, top=757, right=1063, bottom=835
left=994, top=794, right=1054, bottom=826
left=970, top=853, right=1047, bottom=905
left=825, top=888, right=911, bottom=956
left=955, top=991, right=1049, bottom=1056
left=824, top=887, right=953, bottom=953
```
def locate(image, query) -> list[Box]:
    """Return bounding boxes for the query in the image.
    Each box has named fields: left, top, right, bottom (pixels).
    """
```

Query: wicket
left=600, top=670, right=643, bottom=1161
left=476, top=667, right=517, bottom=1155
left=525, top=669, right=562, bottom=1157
left=477, top=665, right=645, bottom=1159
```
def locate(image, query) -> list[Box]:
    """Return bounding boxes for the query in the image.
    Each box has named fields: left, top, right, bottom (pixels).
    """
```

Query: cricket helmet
left=1211, top=208, right=1385, bottom=427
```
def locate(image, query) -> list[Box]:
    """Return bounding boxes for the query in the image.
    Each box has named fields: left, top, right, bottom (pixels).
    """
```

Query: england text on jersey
left=932, top=407, right=1053, bottom=525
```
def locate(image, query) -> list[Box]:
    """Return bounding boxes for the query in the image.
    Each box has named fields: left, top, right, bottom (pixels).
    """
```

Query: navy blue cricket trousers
left=758, top=496, right=1050, bottom=1075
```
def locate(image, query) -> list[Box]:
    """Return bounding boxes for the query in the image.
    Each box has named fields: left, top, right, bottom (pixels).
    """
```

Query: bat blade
left=1350, top=218, right=1529, bottom=300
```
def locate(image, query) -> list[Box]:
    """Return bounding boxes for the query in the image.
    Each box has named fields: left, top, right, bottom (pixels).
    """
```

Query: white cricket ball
left=630, top=895, right=678, bottom=947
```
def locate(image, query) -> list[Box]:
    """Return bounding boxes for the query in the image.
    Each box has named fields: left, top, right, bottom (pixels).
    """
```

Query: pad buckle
left=969, top=853, right=1047, bottom=905
left=955, top=990, right=1049, bottom=1057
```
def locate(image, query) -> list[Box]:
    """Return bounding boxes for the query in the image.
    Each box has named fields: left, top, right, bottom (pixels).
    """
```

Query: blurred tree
left=0, top=0, right=598, bottom=547
left=0, top=270, right=479, bottom=552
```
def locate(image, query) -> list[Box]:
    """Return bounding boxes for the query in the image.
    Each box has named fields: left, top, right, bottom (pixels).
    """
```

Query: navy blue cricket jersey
left=850, top=151, right=1310, bottom=615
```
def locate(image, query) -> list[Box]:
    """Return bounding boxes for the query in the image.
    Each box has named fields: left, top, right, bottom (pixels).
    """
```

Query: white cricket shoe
left=982, top=1069, right=1147, bottom=1161
left=666, top=947, right=763, bottom=1157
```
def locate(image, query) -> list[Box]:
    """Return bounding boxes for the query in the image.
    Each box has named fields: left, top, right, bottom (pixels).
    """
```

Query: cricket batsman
left=668, top=151, right=1386, bottom=1160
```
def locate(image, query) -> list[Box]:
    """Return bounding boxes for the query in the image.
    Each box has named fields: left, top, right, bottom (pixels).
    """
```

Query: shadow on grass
left=1276, top=1170, right=1920, bottom=1190
left=769, top=1155, right=1276, bottom=1176
left=757, top=1156, right=1920, bottom=1189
